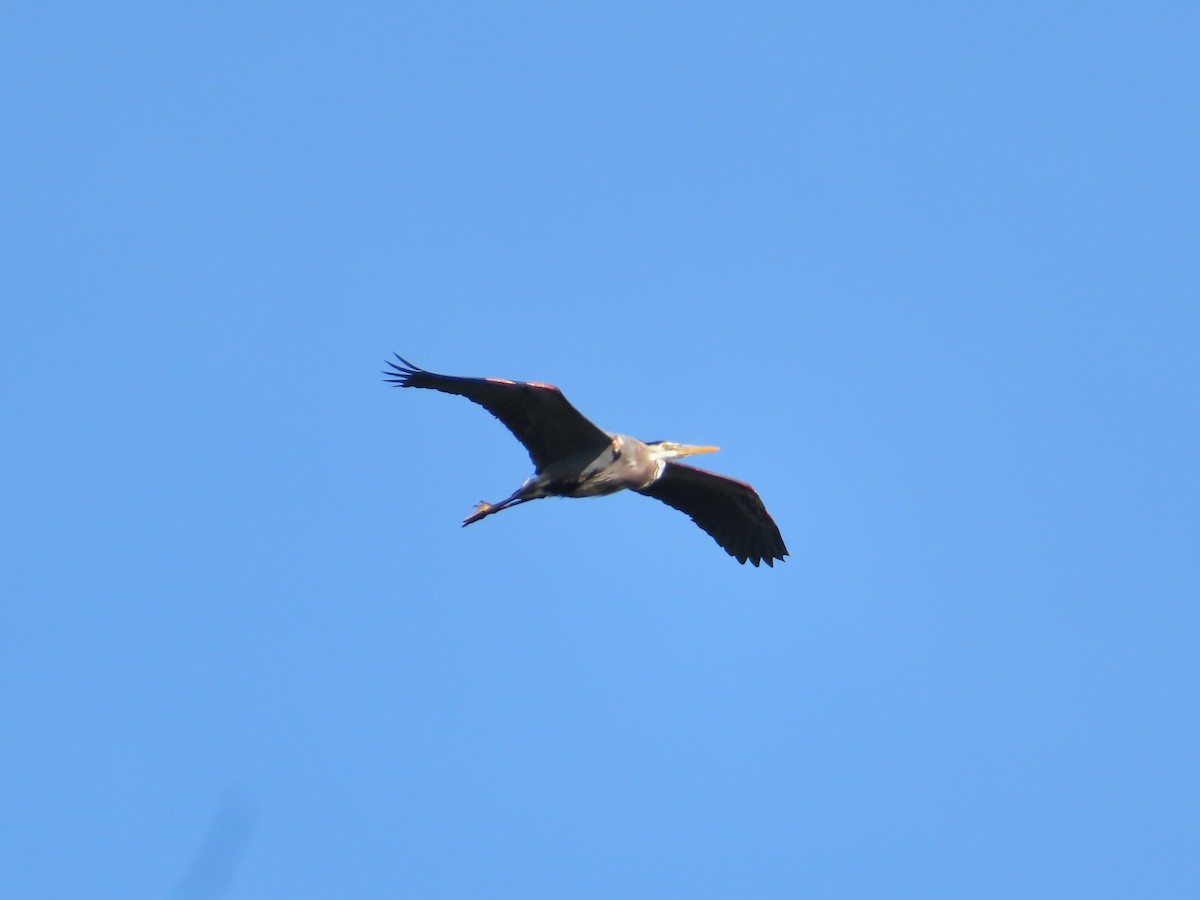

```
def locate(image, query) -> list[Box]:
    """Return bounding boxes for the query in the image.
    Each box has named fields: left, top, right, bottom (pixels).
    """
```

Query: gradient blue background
left=3, top=2, right=1197, bottom=897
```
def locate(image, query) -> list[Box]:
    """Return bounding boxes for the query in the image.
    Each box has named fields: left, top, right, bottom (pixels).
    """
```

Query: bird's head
left=646, top=440, right=720, bottom=461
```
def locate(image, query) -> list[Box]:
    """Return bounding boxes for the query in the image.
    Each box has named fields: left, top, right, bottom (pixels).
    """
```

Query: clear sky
left=3, top=2, right=1197, bottom=897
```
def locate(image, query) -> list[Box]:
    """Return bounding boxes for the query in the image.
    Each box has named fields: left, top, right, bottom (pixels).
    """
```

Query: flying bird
left=384, top=355, right=788, bottom=566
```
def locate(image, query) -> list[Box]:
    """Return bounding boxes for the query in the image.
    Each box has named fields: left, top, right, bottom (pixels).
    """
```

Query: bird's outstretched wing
left=636, top=462, right=788, bottom=567
left=384, top=355, right=613, bottom=470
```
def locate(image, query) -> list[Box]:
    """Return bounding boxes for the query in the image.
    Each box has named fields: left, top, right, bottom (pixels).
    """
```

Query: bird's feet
left=462, top=501, right=493, bottom=527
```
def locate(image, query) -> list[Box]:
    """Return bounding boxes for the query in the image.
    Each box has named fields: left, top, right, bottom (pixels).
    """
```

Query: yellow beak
left=674, top=443, right=720, bottom=457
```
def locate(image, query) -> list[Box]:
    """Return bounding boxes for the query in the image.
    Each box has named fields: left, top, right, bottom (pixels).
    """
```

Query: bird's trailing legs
left=462, top=490, right=531, bottom=527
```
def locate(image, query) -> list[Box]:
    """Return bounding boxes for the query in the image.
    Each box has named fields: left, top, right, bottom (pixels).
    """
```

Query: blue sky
left=3, top=2, right=1197, bottom=897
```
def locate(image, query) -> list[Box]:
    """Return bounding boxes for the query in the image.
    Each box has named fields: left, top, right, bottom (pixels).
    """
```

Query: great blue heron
left=384, top=355, right=788, bottom=566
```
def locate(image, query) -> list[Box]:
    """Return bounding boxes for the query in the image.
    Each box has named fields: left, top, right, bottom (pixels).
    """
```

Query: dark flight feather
left=384, top=355, right=612, bottom=470
left=637, top=462, right=788, bottom=567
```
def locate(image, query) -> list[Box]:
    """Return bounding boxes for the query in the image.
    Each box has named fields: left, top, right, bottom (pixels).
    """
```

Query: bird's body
left=385, top=355, right=788, bottom=566
left=527, top=434, right=660, bottom=498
